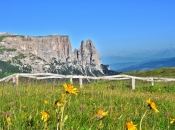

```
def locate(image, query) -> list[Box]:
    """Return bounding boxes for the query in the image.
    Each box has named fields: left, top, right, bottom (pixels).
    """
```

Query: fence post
left=13, top=74, right=19, bottom=87
left=13, top=75, right=16, bottom=87
left=151, top=78, right=154, bottom=86
left=70, top=78, right=73, bottom=84
left=15, top=74, right=19, bottom=87
left=79, top=78, right=83, bottom=88
left=132, top=78, right=135, bottom=90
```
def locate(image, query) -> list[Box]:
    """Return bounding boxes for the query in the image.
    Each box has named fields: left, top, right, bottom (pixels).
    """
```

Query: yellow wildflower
left=55, top=88, right=60, bottom=92
left=170, top=118, right=175, bottom=124
left=96, top=110, right=108, bottom=120
left=63, top=115, right=68, bottom=122
left=61, top=94, right=66, bottom=99
left=146, top=98, right=159, bottom=113
left=54, top=99, right=64, bottom=107
left=126, top=121, right=137, bottom=130
left=41, top=111, right=49, bottom=122
left=63, top=83, right=79, bottom=95
left=6, top=117, right=11, bottom=125
left=85, top=90, right=89, bottom=94
left=89, top=97, right=92, bottom=100
left=54, top=93, right=66, bottom=107
left=44, top=100, right=48, bottom=104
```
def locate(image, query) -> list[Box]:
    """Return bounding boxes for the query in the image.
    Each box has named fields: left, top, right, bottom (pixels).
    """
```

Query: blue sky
left=0, top=0, right=175, bottom=56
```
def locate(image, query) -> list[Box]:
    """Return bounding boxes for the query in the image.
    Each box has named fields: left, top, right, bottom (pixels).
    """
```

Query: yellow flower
left=170, top=118, right=175, bottom=124
left=54, top=93, right=66, bottom=107
left=89, top=97, right=92, bottom=100
left=96, top=110, right=108, bottom=120
left=61, top=94, right=66, bottom=99
left=85, top=90, right=89, bottom=94
left=146, top=98, right=159, bottom=113
left=63, top=115, right=68, bottom=122
left=41, top=111, right=50, bottom=122
left=55, top=88, right=60, bottom=92
left=126, top=121, right=137, bottom=130
left=63, top=83, right=79, bottom=95
left=54, top=99, right=64, bottom=107
left=44, top=100, right=48, bottom=104
left=6, top=117, right=11, bottom=125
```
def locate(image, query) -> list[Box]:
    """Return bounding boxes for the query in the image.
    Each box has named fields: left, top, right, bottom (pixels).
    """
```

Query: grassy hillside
left=122, top=67, right=175, bottom=78
left=0, top=60, right=20, bottom=78
left=0, top=79, right=175, bottom=129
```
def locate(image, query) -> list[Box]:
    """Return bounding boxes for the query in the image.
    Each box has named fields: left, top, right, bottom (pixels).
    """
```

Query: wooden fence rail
left=1, top=73, right=175, bottom=89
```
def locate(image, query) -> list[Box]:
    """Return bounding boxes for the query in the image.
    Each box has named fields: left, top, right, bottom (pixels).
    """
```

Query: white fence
left=1, top=73, right=175, bottom=89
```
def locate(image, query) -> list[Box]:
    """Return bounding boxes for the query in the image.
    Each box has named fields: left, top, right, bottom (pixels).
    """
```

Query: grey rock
left=0, top=34, right=104, bottom=76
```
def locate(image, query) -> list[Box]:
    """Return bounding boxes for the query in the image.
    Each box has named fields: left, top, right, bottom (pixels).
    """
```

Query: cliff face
left=2, top=35, right=72, bottom=62
left=73, top=40, right=102, bottom=76
left=0, top=34, right=104, bottom=76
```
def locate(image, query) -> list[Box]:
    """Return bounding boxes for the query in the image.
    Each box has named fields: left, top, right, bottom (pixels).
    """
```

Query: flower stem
left=140, top=110, right=148, bottom=130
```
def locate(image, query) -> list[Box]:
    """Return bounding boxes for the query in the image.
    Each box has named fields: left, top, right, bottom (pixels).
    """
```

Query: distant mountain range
left=101, top=47, right=175, bottom=72
left=117, top=57, right=175, bottom=72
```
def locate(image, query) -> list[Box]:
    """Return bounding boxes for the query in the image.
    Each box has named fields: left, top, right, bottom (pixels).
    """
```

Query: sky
left=0, top=0, right=175, bottom=56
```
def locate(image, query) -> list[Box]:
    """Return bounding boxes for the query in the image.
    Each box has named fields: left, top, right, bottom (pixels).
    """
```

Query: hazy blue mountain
left=152, top=47, right=175, bottom=59
left=101, top=55, right=148, bottom=64
left=117, top=57, right=175, bottom=72
left=101, top=47, right=175, bottom=71
left=108, top=62, right=139, bottom=70
left=101, top=55, right=154, bottom=70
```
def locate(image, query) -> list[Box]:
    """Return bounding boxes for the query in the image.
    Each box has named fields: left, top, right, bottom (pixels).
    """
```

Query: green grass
left=0, top=35, right=18, bottom=42
left=123, top=67, right=175, bottom=78
left=0, top=79, right=175, bottom=129
left=0, top=46, right=16, bottom=54
left=0, top=36, right=6, bottom=42
left=0, top=60, right=20, bottom=78
left=12, top=53, right=26, bottom=61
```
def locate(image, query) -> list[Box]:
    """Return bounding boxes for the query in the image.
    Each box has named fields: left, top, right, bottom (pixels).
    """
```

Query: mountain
left=101, top=55, right=150, bottom=70
left=117, top=47, right=175, bottom=59
left=102, top=47, right=175, bottom=71
left=118, top=57, right=175, bottom=72
left=152, top=47, right=175, bottom=59
left=0, top=33, right=116, bottom=76
left=101, top=55, right=146, bottom=64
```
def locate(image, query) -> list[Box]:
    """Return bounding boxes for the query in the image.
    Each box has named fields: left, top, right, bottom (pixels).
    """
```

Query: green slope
left=0, top=60, right=20, bottom=78
left=122, top=67, right=175, bottom=78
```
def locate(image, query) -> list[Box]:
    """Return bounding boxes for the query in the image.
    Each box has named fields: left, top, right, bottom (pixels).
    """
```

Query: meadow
left=0, top=77, right=175, bottom=130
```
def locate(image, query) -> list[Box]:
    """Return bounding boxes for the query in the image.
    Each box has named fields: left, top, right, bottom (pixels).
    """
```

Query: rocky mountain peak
left=0, top=34, right=106, bottom=76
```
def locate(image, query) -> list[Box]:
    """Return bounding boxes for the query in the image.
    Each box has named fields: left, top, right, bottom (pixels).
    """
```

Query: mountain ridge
left=117, top=57, right=175, bottom=72
left=102, top=47, right=175, bottom=71
left=0, top=33, right=116, bottom=76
